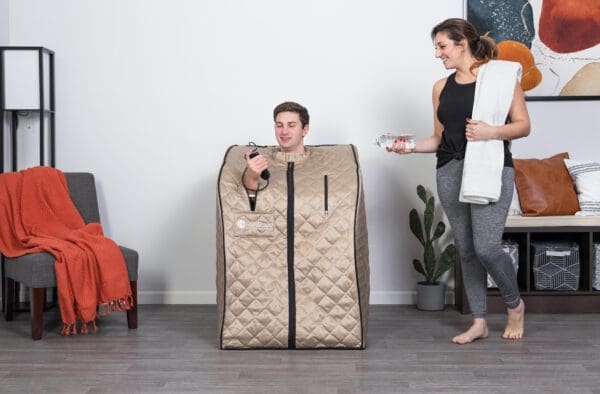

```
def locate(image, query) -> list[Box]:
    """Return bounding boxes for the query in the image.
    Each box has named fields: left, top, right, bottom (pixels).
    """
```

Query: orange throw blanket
left=0, top=167, right=133, bottom=335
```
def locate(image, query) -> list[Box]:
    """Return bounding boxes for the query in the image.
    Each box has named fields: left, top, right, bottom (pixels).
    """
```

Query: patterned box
left=593, top=243, right=600, bottom=291
left=487, top=240, right=519, bottom=288
left=532, top=242, right=580, bottom=291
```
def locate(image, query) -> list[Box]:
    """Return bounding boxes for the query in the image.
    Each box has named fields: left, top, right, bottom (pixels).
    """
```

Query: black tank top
left=436, top=72, right=513, bottom=169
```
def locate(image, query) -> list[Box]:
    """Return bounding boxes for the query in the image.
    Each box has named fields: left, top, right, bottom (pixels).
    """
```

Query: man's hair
left=273, top=101, right=309, bottom=127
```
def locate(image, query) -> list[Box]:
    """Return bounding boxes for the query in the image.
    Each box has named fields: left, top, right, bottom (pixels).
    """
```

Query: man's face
left=274, top=111, right=309, bottom=153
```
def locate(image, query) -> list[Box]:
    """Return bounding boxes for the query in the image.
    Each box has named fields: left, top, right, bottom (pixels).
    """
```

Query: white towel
left=459, top=60, right=522, bottom=204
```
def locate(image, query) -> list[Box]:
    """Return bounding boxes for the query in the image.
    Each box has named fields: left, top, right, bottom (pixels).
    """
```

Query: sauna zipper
left=286, top=162, right=296, bottom=348
left=324, top=175, right=329, bottom=219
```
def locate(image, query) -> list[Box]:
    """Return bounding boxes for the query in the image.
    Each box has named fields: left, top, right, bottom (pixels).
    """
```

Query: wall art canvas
left=466, top=0, right=600, bottom=100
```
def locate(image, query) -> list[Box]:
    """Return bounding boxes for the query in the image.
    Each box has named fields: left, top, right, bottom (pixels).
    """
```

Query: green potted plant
left=409, top=185, right=457, bottom=310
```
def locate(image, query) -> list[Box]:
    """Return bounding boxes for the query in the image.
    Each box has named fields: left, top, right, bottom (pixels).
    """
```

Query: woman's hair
left=431, top=18, right=497, bottom=72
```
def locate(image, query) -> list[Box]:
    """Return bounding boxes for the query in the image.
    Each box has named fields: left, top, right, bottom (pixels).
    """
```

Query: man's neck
left=280, top=146, right=306, bottom=154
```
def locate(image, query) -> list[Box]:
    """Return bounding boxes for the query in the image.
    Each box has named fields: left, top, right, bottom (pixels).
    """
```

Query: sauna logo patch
left=235, top=215, right=273, bottom=236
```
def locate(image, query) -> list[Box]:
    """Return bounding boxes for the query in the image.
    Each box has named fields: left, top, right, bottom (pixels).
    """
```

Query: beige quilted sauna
left=216, top=145, right=370, bottom=349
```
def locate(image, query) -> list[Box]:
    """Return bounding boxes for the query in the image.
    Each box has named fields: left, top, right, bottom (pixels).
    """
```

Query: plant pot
left=416, top=281, right=446, bottom=311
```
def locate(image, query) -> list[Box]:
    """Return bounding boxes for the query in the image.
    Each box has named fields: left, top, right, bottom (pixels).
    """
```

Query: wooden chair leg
left=4, top=278, right=15, bottom=321
left=14, top=282, right=21, bottom=308
left=127, top=280, right=138, bottom=329
left=31, top=287, right=45, bottom=340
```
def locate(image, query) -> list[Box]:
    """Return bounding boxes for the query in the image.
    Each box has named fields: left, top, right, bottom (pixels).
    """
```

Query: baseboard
left=369, top=290, right=455, bottom=305
left=138, top=291, right=217, bottom=304
left=137, top=290, right=456, bottom=305
left=0, top=291, right=456, bottom=305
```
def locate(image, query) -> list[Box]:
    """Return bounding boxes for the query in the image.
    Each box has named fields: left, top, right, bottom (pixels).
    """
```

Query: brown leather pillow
left=513, top=152, right=580, bottom=216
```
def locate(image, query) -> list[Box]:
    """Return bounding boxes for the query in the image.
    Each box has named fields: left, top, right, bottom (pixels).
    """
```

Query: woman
left=390, top=18, right=530, bottom=344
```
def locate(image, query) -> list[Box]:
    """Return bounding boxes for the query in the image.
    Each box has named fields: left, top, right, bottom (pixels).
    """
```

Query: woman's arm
left=465, top=82, right=531, bottom=141
left=390, top=78, right=445, bottom=154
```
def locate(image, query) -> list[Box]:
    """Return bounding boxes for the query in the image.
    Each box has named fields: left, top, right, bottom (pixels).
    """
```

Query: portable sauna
left=216, top=145, right=369, bottom=349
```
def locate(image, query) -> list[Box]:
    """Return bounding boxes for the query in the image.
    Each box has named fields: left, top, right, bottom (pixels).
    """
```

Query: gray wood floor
left=1, top=305, right=599, bottom=393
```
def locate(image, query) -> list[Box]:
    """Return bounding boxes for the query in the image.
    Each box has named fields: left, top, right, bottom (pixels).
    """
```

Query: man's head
left=273, top=101, right=309, bottom=154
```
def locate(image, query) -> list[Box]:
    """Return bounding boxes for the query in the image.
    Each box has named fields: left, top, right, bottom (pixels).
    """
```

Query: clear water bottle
left=375, top=133, right=415, bottom=150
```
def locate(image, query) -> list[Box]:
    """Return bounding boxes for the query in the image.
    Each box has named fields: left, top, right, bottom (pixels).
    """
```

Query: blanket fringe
left=61, top=296, right=132, bottom=336
left=79, top=320, right=97, bottom=335
left=60, top=323, right=77, bottom=336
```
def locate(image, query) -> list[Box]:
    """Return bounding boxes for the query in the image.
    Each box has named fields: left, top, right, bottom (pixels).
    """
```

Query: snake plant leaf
left=417, top=185, right=427, bottom=204
left=409, top=185, right=456, bottom=286
left=424, top=241, right=435, bottom=281
left=434, top=244, right=457, bottom=281
left=413, top=259, right=425, bottom=277
left=409, top=209, right=425, bottom=246
left=424, top=196, right=434, bottom=241
left=432, top=221, right=446, bottom=241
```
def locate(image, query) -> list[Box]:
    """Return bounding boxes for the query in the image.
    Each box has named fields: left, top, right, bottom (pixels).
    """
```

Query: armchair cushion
left=5, top=246, right=138, bottom=288
left=4, top=252, right=55, bottom=288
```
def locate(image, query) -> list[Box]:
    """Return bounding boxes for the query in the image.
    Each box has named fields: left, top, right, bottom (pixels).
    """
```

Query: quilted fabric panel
left=354, top=161, right=370, bottom=348
left=216, top=191, right=225, bottom=344
left=292, top=147, right=363, bottom=348
left=219, top=147, right=290, bottom=348
left=217, top=145, right=369, bottom=348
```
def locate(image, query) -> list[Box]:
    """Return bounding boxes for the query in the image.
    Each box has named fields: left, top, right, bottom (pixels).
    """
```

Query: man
left=243, top=101, right=310, bottom=195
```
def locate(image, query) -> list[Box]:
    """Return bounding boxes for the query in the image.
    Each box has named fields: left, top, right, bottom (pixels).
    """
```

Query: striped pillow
left=564, top=159, right=600, bottom=215
left=508, top=182, right=522, bottom=216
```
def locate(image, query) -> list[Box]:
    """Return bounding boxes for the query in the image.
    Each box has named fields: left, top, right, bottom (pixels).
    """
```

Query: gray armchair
left=2, top=172, right=138, bottom=339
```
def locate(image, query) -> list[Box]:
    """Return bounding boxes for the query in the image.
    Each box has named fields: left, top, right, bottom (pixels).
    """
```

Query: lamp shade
left=1, top=47, right=53, bottom=111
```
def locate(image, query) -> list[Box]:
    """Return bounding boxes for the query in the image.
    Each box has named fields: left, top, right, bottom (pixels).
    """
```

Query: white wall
left=513, top=102, right=600, bottom=161
left=0, top=0, right=7, bottom=45
left=1, top=0, right=8, bottom=171
left=7, top=1, right=600, bottom=304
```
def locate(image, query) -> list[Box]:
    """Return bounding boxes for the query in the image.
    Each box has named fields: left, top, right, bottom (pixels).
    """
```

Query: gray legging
left=437, top=159, right=520, bottom=317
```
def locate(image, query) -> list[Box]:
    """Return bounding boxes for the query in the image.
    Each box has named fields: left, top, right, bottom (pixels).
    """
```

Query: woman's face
left=434, top=32, right=467, bottom=70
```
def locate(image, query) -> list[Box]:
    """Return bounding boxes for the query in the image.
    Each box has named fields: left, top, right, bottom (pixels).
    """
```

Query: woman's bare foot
left=452, top=318, right=489, bottom=345
left=502, top=299, right=525, bottom=340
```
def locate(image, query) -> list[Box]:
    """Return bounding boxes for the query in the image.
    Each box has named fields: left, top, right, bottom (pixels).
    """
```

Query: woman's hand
left=387, top=137, right=414, bottom=154
left=465, top=118, right=497, bottom=141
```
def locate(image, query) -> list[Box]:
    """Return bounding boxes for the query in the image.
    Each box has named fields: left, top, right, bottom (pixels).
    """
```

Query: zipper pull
left=323, top=175, right=329, bottom=219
